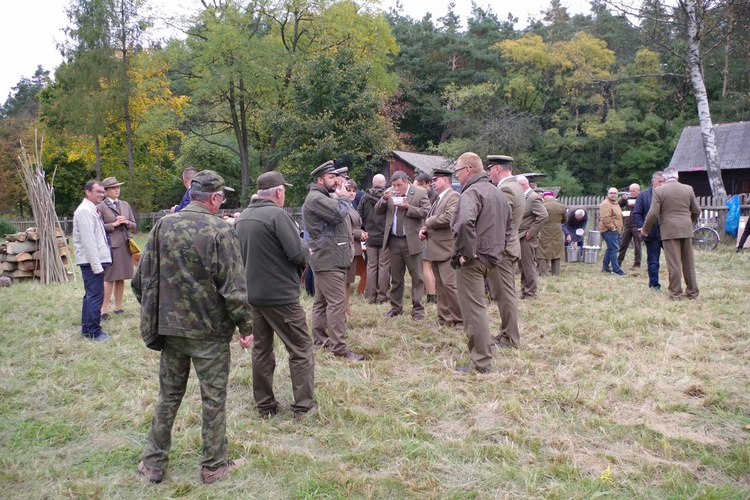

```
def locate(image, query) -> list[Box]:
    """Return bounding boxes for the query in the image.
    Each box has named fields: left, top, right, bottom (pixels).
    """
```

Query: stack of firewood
left=0, top=227, right=70, bottom=281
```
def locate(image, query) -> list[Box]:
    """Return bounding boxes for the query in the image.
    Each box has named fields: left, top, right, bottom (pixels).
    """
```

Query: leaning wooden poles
left=16, top=131, right=73, bottom=284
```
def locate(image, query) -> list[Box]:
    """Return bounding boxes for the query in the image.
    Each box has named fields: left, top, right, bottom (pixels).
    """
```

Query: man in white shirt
left=73, top=180, right=112, bottom=341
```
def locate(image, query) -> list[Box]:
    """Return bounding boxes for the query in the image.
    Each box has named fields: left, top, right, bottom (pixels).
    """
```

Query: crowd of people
left=69, top=157, right=703, bottom=485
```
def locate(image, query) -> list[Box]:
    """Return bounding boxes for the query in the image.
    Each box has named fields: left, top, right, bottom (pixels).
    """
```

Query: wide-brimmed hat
left=102, top=177, right=124, bottom=189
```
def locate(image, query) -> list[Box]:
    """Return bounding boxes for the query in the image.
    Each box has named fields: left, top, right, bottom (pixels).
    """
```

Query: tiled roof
left=392, top=150, right=455, bottom=175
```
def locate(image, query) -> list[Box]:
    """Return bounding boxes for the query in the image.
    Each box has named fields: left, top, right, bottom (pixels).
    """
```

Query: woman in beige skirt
left=97, top=177, right=137, bottom=319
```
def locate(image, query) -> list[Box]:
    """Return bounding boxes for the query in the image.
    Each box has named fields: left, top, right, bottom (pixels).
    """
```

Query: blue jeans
left=601, top=231, right=623, bottom=273
left=643, top=238, right=662, bottom=288
left=80, top=265, right=106, bottom=336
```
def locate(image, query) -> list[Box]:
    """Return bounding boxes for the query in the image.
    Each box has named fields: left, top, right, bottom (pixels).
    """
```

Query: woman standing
left=97, top=177, right=137, bottom=319
left=345, top=180, right=367, bottom=315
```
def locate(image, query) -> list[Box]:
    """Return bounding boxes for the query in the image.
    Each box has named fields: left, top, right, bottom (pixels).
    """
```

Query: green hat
left=257, top=171, right=292, bottom=190
left=431, top=168, right=454, bottom=178
left=486, top=155, right=514, bottom=167
left=333, top=166, right=349, bottom=177
left=191, top=170, right=235, bottom=193
left=310, top=160, right=337, bottom=178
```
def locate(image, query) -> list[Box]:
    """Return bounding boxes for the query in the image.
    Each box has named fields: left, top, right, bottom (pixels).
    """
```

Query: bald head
left=517, top=175, right=529, bottom=190
left=629, top=183, right=640, bottom=198
left=372, top=174, right=386, bottom=188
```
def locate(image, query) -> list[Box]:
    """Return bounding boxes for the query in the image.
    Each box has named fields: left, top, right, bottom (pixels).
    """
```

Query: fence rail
left=8, top=194, right=748, bottom=242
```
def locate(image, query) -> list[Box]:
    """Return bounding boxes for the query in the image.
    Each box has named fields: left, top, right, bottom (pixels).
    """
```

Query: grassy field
left=1, top=239, right=749, bottom=499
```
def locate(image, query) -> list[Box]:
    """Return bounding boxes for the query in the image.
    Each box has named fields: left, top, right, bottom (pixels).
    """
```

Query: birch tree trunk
left=685, top=0, right=727, bottom=197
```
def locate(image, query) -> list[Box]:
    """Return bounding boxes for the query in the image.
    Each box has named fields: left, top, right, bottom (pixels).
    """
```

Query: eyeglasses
left=215, top=192, right=227, bottom=204
left=608, top=191, right=618, bottom=195
left=455, top=166, right=470, bottom=174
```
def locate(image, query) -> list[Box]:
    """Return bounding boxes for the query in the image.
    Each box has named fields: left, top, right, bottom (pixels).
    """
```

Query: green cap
left=191, top=170, right=235, bottom=193
left=310, top=160, right=337, bottom=178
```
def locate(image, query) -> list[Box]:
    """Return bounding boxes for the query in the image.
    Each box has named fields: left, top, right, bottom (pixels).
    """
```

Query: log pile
left=1, top=227, right=71, bottom=281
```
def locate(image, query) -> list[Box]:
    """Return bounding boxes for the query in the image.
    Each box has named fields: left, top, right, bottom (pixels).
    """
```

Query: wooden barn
left=388, top=150, right=455, bottom=180
left=669, top=121, right=750, bottom=197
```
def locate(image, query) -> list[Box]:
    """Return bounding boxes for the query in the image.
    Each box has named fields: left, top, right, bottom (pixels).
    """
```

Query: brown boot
left=137, top=461, right=164, bottom=484
left=200, top=458, right=246, bottom=484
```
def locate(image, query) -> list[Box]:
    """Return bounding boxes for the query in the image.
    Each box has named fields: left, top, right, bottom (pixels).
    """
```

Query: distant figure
left=73, top=180, right=112, bottom=341
left=343, top=176, right=367, bottom=315
left=451, top=152, right=511, bottom=374
left=419, top=168, right=462, bottom=329
left=171, top=167, right=197, bottom=213
left=537, top=191, right=567, bottom=276
left=632, top=171, right=665, bottom=289
left=375, top=171, right=430, bottom=321
left=303, top=161, right=363, bottom=361
left=357, top=174, right=390, bottom=304
left=235, top=171, right=316, bottom=420
left=415, top=172, right=437, bottom=303
left=97, top=177, right=137, bottom=319
left=563, top=207, right=588, bottom=248
left=618, top=183, right=642, bottom=270
left=600, top=187, right=626, bottom=276
left=132, top=170, right=251, bottom=485
left=641, top=167, right=700, bottom=299
left=516, top=175, right=548, bottom=299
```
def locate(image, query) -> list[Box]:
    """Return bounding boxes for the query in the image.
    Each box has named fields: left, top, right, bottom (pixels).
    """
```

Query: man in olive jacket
left=236, top=171, right=316, bottom=419
left=641, top=167, right=701, bottom=299
left=303, top=161, right=363, bottom=361
left=132, top=170, right=251, bottom=485
left=485, top=155, right=524, bottom=348
left=451, top=152, right=512, bottom=374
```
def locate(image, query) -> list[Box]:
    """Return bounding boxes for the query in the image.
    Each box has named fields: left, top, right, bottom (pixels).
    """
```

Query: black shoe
left=611, top=270, right=627, bottom=276
left=100, top=313, right=110, bottom=321
left=426, top=294, right=437, bottom=304
left=385, top=309, right=401, bottom=318
left=336, top=350, right=365, bottom=361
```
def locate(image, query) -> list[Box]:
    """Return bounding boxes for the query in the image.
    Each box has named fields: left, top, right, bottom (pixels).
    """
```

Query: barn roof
left=669, top=121, right=750, bottom=172
left=392, top=150, right=455, bottom=176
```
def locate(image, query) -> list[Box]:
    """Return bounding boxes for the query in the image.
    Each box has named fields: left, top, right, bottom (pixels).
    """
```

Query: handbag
left=128, top=237, right=141, bottom=255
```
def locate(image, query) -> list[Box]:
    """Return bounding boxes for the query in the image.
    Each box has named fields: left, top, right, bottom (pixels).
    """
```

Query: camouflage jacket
left=132, top=203, right=252, bottom=349
left=303, top=183, right=352, bottom=273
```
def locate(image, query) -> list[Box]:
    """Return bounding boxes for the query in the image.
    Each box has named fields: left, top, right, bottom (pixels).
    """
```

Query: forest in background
left=1, top=0, right=749, bottom=216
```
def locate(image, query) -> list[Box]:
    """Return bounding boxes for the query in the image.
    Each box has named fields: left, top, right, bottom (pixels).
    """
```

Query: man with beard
left=303, top=161, right=364, bottom=361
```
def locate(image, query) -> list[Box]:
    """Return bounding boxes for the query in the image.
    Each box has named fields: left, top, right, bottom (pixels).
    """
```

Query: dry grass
left=1, top=239, right=749, bottom=499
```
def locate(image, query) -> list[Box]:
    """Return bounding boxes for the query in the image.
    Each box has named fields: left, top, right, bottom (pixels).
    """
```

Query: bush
left=0, top=217, right=18, bottom=237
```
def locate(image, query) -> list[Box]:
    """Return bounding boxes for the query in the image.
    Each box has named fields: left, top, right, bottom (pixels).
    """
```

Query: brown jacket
left=642, top=179, right=700, bottom=240
left=519, top=190, right=548, bottom=238
left=599, top=198, right=623, bottom=232
left=98, top=198, right=137, bottom=248
left=451, top=172, right=512, bottom=267
left=424, top=189, right=460, bottom=262
left=375, top=184, right=430, bottom=255
left=497, top=176, right=525, bottom=259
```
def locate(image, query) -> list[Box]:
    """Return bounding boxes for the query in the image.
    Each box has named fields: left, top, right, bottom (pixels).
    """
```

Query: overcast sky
left=1, top=0, right=592, bottom=102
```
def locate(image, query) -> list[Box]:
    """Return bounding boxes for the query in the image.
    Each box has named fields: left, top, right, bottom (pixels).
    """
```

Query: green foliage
left=0, top=217, right=18, bottom=236
left=539, top=164, right=584, bottom=196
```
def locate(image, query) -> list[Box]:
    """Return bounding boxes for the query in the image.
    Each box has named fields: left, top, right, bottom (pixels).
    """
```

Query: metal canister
left=566, top=245, right=581, bottom=262
left=583, top=246, right=600, bottom=264
left=587, top=230, right=601, bottom=247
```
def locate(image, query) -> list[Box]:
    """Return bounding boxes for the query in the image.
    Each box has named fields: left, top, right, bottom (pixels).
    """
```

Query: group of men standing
left=599, top=167, right=701, bottom=299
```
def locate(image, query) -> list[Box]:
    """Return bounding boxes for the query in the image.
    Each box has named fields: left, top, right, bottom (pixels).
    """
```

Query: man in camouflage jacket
left=132, top=170, right=252, bottom=485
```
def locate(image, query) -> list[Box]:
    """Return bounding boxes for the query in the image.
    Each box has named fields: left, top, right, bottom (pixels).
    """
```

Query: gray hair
left=189, top=190, right=212, bottom=202
left=516, top=175, right=529, bottom=188
left=257, top=185, right=284, bottom=198
left=391, top=171, right=409, bottom=183
left=182, top=167, right=197, bottom=181
left=663, top=167, right=679, bottom=180
left=652, top=170, right=665, bottom=180
left=372, top=174, right=386, bottom=187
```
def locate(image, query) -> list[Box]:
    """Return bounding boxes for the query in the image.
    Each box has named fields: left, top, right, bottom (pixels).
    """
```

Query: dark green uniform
left=132, top=202, right=252, bottom=471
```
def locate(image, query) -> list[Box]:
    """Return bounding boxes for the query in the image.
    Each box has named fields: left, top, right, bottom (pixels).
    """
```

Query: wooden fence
left=8, top=194, right=748, bottom=243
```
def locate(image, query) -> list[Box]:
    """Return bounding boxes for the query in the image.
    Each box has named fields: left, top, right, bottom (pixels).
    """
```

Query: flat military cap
left=191, top=169, right=235, bottom=193
left=431, top=168, right=454, bottom=178
left=310, top=160, right=337, bottom=178
left=333, top=166, right=349, bottom=176
left=486, top=155, right=514, bottom=166
left=257, top=171, right=292, bottom=190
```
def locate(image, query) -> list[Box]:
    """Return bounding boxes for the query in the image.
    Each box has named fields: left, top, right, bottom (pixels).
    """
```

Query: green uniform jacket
left=236, top=198, right=309, bottom=306
left=303, top=183, right=353, bottom=273
left=132, top=203, right=252, bottom=350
